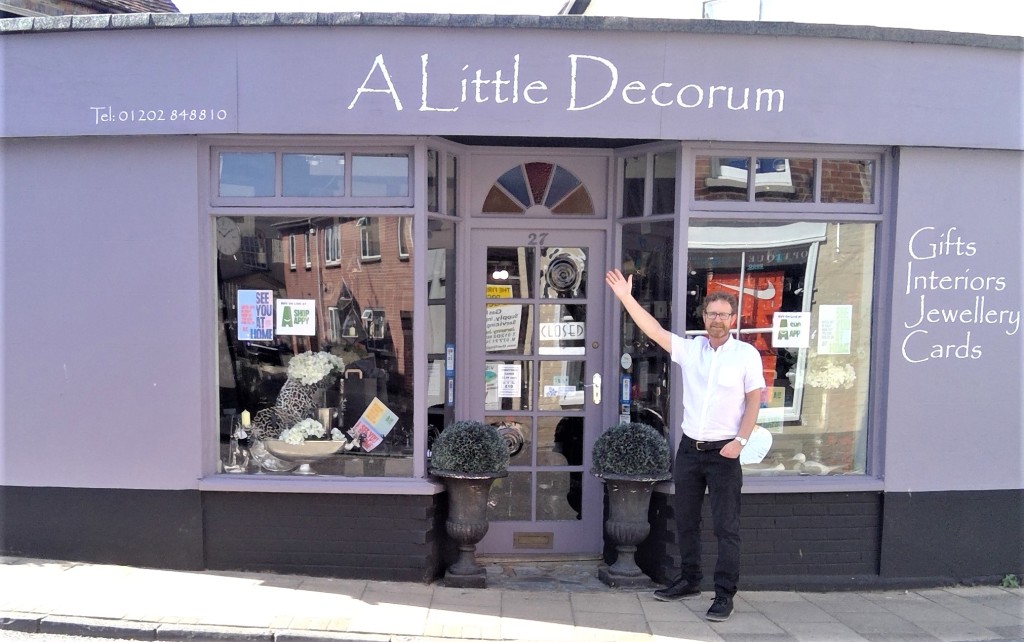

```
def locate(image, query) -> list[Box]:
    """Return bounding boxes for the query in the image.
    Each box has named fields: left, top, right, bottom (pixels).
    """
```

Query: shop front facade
left=0, top=13, right=1020, bottom=587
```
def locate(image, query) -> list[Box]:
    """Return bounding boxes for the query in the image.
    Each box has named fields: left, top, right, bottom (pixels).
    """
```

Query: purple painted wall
left=887, top=148, right=1023, bottom=491
left=1, top=137, right=205, bottom=488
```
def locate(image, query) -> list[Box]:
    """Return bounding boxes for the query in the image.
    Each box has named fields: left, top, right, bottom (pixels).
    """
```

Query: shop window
left=446, top=154, right=458, bottom=216
left=695, top=156, right=750, bottom=201
left=217, top=215, right=415, bottom=477
left=619, top=221, right=675, bottom=436
left=652, top=151, right=677, bottom=214
left=218, top=152, right=274, bottom=197
left=427, top=149, right=439, bottom=213
left=686, top=220, right=875, bottom=476
left=359, top=217, right=381, bottom=261
left=352, top=153, right=409, bottom=197
left=426, top=218, right=457, bottom=453
left=695, top=155, right=877, bottom=207
left=282, top=153, right=344, bottom=197
left=213, top=147, right=412, bottom=206
left=622, top=155, right=645, bottom=218
left=821, top=159, right=875, bottom=203
left=324, top=224, right=340, bottom=264
left=754, top=157, right=815, bottom=203
left=619, top=149, right=678, bottom=217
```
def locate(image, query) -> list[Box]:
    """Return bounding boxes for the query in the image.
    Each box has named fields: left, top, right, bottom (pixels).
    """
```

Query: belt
left=684, top=435, right=734, bottom=452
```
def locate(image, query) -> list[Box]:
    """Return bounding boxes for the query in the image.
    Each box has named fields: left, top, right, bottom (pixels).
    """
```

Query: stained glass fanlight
left=482, top=162, right=594, bottom=215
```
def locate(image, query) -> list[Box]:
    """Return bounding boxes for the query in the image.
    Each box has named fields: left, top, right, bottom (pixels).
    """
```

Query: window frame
left=212, top=146, right=414, bottom=208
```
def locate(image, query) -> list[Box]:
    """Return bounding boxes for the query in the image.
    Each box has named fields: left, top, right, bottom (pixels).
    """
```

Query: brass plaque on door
left=514, top=532, right=554, bottom=549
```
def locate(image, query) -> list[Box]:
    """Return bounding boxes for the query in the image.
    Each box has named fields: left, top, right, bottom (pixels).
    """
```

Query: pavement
left=1, top=555, right=1022, bottom=642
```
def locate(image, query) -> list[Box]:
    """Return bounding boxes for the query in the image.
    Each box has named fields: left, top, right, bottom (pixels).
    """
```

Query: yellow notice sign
left=486, top=284, right=513, bottom=299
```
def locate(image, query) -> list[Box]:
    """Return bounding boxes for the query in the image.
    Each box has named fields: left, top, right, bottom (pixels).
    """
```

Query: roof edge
left=0, top=12, right=1020, bottom=50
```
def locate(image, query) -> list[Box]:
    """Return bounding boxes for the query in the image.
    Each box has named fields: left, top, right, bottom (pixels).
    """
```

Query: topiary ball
left=591, top=422, right=670, bottom=478
left=429, top=420, right=510, bottom=476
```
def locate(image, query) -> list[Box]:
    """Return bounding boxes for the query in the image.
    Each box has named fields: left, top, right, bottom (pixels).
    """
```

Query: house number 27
left=526, top=232, right=548, bottom=245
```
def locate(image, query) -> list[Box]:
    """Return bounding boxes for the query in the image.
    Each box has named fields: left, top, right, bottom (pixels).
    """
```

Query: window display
left=217, top=215, right=415, bottom=477
left=687, top=221, right=875, bottom=475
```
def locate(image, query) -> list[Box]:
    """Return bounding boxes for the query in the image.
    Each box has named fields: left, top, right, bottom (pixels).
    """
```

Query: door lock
left=592, top=373, right=601, bottom=405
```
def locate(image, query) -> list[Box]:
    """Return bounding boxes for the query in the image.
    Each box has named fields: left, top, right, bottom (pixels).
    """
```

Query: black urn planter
left=432, top=469, right=507, bottom=589
left=596, top=473, right=671, bottom=588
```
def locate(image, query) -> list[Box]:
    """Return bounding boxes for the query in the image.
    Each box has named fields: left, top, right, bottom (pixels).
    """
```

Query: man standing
left=605, top=268, right=764, bottom=622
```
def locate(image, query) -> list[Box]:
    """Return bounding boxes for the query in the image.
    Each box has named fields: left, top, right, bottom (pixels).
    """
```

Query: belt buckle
left=693, top=439, right=708, bottom=451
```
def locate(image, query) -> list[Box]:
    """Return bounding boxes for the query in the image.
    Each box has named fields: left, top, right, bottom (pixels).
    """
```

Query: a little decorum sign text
left=346, top=53, right=787, bottom=114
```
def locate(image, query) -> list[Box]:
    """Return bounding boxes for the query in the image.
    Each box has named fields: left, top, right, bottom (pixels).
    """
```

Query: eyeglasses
left=703, top=311, right=735, bottom=320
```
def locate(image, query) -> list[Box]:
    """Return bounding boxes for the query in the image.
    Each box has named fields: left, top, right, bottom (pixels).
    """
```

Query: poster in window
left=817, top=305, right=853, bottom=354
left=772, top=311, right=810, bottom=348
left=276, top=298, right=316, bottom=336
left=351, top=397, right=399, bottom=452
left=237, top=289, right=274, bottom=341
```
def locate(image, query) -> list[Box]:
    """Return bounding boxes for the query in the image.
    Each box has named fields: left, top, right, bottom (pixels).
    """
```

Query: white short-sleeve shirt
left=670, top=332, right=766, bottom=442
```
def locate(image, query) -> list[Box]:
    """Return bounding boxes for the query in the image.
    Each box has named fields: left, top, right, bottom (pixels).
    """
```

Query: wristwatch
left=736, top=436, right=748, bottom=446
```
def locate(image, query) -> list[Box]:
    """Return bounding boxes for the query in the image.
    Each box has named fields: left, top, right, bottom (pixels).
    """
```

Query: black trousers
left=673, top=438, right=743, bottom=598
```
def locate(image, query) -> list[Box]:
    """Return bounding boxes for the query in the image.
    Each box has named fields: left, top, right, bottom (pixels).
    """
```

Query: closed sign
left=539, top=322, right=585, bottom=339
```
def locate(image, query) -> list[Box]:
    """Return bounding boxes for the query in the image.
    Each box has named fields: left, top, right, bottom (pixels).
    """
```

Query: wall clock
left=216, top=217, right=242, bottom=255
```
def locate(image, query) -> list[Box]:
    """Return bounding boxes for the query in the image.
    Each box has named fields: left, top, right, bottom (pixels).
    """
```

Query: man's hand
left=720, top=440, right=742, bottom=459
left=605, top=269, right=633, bottom=301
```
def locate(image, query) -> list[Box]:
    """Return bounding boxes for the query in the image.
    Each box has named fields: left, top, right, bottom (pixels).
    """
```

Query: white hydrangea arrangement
left=287, top=351, right=345, bottom=385
left=279, top=418, right=350, bottom=445
left=804, top=360, right=856, bottom=390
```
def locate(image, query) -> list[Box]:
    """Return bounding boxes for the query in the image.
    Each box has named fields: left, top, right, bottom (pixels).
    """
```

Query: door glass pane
left=485, top=360, right=532, bottom=411
left=487, top=416, right=532, bottom=467
left=536, top=471, right=580, bottom=521
left=539, top=415, right=582, bottom=467
left=537, top=360, right=585, bottom=411
left=486, top=303, right=533, bottom=355
left=488, top=471, right=532, bottom=521
left=486, top=246, right=535, bottom=298
left=218, top=152, right=275, bottom=197
left=540, top=246, right=587, bottom=299
left=282, top=153, right=344, bottom=197
left=538, top=304, right=586, bottom=355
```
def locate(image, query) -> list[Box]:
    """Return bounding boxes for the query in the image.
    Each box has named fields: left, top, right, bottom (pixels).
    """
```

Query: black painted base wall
left=0, top=486, right=445, bottom=583
left=880, top=489, right=1024, bottom=582
left=638, top=491, right=883, bottom=590
left=0, top=486, right=204, bottom=570
left=203, top=491, right=445, bottom=582
left=3, top=486, right=1019, bottom=588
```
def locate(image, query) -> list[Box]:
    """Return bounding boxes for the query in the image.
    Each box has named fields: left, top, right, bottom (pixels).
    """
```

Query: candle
left=241, top=410, right=251, bottom=427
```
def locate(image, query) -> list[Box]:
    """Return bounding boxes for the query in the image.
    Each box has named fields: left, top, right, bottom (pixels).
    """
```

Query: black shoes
left=653, top=577, right=700, bottom=601
left=705, top=596, right=734, bottom=621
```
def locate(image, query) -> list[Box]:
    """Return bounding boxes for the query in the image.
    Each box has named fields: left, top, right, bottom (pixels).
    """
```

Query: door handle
left=592, top=373, right=601, bottom=405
